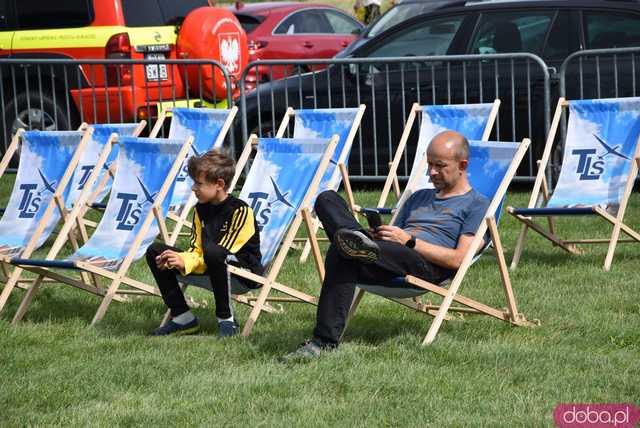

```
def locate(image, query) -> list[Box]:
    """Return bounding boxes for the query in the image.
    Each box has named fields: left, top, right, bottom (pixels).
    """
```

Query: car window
left=470, top=11, right=554, bottom=54
left=274, top=10, right=333, bottom=35
left=543, top=11, right=574, bottom=59
left=363, top=15, right=464, bottom=57
left=234, top=13, right=264, bottom=34
left=0, top=1, right=11, bottom=29
left=368, top=3, right=437, bottom=37
left=15, top=0, right=93, bottom=29
left=584, top=11, right=640, bottom=49
left=323, top=10, right=361, bottom=34
left=122, top=0, right=208, bottom=27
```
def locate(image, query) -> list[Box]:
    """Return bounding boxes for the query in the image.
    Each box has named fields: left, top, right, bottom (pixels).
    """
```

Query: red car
left=231, top=2, right=363, bottom=88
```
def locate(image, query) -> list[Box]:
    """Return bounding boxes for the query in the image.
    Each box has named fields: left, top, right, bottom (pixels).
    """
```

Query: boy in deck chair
left=146, top=150, right=262, bottom=337
left=285, top=131, right=489, bottom=359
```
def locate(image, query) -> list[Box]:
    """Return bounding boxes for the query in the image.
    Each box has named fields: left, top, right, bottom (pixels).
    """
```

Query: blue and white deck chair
left=276, top=105, right=365, bottom=197
left=376, top=100, right=500, bottom=212
left=163, top=134, right=338, bottom=336
left=0, top=128, right=108, bottom=315
left=150, top=106, right=238, bottom=244
left=67, top=122, right=145, bottom=215
left=275, top=105, right=366, bottom=262
left=509, top=97, right=640, bottom=271
left=9, top=136, right=192, bottom=326
left=337, top=139, right=535, bottom=346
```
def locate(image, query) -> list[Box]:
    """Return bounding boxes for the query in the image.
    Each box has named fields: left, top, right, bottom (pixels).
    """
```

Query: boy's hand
left=156, top=250, right=185, bottom=271
left=375, top=225, right=411, bottom=245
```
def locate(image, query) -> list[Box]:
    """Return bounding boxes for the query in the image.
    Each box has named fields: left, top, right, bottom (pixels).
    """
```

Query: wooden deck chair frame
left=373, top=100, right=500, bottom=212
left=313, top=139, right=536, bottom=346
left=0, top=126, right=113, bottom=314
left=9, top=136, right=193, bottom=326
left=272, top=105, right=366, bottom=262
left=160, top=134, right=338, bottom=336
left=508, top=97, right=640, bottom=272
left=148, top=106, right=239, bottom=245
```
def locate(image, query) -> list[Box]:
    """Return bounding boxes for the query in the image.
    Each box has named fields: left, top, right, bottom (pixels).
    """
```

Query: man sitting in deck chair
left=145, top=150, right=262, bottom=337
left=285, top=130, right=489, bottom=359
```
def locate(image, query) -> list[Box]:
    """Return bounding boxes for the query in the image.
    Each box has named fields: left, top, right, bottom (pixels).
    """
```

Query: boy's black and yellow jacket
left=177, top=195, right=263, bottom=277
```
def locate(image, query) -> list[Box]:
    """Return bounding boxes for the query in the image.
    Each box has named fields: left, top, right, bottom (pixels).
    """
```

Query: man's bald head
left=428, top=130, right=469, bottom=161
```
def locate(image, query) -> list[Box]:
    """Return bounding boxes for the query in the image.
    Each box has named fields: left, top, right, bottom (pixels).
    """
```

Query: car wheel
left=3, top=91, right=75, bottom=166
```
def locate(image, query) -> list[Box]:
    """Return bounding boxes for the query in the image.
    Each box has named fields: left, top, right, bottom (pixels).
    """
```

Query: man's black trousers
left=312, top=190, right=449, bottom=347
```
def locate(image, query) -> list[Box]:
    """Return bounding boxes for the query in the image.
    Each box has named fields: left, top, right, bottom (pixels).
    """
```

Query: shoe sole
left=336, top=232, right=379, bottom=263
left=152, top=324, right=200, bottom=336
left=175, top=325, right=200, bottom=336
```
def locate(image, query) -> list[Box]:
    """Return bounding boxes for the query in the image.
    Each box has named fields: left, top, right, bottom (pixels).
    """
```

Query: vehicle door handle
left=303, top=41, right=314, bottom=48
left=341, top=41, right=348, bottom=47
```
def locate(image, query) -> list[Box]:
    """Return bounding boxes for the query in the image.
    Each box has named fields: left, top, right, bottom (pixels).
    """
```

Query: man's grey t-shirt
left=394, top=188, right=490, bottom=249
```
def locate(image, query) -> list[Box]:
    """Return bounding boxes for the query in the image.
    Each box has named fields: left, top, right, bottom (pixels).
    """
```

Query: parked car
left=240, top=0, right=640, bottom=179
left=336, top=0, right=463, bottom=57
left=231, top=2, right=363, bottom=89
left=0, top=0, right=248, bottom=156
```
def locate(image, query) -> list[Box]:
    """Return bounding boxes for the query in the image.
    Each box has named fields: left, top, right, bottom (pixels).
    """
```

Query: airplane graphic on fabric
left=36, top=169, right=57, bottom=195
left=136, top=177, right=158, bottom=207
left=593, top=134, right=631, bottom=160
left=268, top=177, right=293, bottom=208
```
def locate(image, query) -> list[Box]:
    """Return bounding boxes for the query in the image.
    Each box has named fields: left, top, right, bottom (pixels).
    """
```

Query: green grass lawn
left=0, top=172, right=638, bottom=427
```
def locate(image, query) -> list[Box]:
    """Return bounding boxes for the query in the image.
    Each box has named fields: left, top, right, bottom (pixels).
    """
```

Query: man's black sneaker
left=218, top=319, right=239, bottom=338
left=281, top=340, right=326, bottom=362
left=149, top=318, right=200, bottom=336
left=335, top=228, right=380, bottom=263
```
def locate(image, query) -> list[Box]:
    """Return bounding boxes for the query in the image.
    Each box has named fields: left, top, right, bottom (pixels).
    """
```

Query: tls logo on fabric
left=114, top=177, right=157, bottom=231
left=76, top=165, right=94, bottom=190
left=18, top=168, right=57, bottom=218
left=177, top=146, right=201, bottom=182
left=76, top=162, right=111, bottom=190
left=572, top=134, right=630, bottom=180
left=219, top=33, right=240, bottom=74
left=247, top=177, right=294, bottom=231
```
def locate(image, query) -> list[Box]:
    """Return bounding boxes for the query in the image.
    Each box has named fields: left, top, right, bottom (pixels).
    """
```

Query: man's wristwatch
left=405, top=236, right=416, bottom=249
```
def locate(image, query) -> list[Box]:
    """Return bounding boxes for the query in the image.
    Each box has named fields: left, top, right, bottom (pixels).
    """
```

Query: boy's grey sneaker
left=149, top=318, right=200, bottom=336
left=218, top=320, right=239, bottom=338
left=335, top=228, right=380, bottom=263
left=281, top=340, right=326, bottom=362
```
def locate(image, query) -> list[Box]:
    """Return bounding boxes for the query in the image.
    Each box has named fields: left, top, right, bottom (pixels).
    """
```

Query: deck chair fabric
left=377, top=101, right=500, bottom=210
left=9, top=136, right=192, bottom=325
left=286, top=106, right=365, bottom=194
left=151, top=107, right=237, bottom=243
left=276, top=106, right=365, bottom=262
left=66, top=123, right=143, bottom=208
left=509, top=97, right=640, bottom=271
left=0, top=131, right=88, bottom=257
left=341, top=139, right=534, bottom=346
left=169, top=136, right=337, bottom=336
left=0, top=129, right=107, bottom=314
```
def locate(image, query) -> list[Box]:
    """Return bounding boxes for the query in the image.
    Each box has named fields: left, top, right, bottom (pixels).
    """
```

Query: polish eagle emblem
left=219, top=34, right=240, bottom=74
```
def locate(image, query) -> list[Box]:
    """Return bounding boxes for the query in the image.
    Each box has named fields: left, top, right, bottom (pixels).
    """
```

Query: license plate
left=145, top=53, right=167, bottom=81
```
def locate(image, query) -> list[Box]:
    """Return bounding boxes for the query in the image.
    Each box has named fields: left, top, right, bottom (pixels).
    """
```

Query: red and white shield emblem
left=218, top=33, right=241, bottom=75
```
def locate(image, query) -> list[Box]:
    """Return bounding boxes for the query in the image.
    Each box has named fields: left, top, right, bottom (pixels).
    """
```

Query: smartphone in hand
left=362, top=208, right=383, bottom=229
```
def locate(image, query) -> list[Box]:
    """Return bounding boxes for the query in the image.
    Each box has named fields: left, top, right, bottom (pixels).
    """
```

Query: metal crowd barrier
left=0, top=58, right=234, bottom=167
left=555, top=47, right=640, bottom=176
left=238, top=53, right=551, bottom=181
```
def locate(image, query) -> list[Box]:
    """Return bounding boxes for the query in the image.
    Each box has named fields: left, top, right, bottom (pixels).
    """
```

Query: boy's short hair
left=187, top=149, right=235, bottom=190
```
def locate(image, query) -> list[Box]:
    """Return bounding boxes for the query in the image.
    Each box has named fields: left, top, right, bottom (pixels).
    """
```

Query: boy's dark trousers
left=312, top=190, right=450, bottom=347
left=145, top=241, right=236, bottom=319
